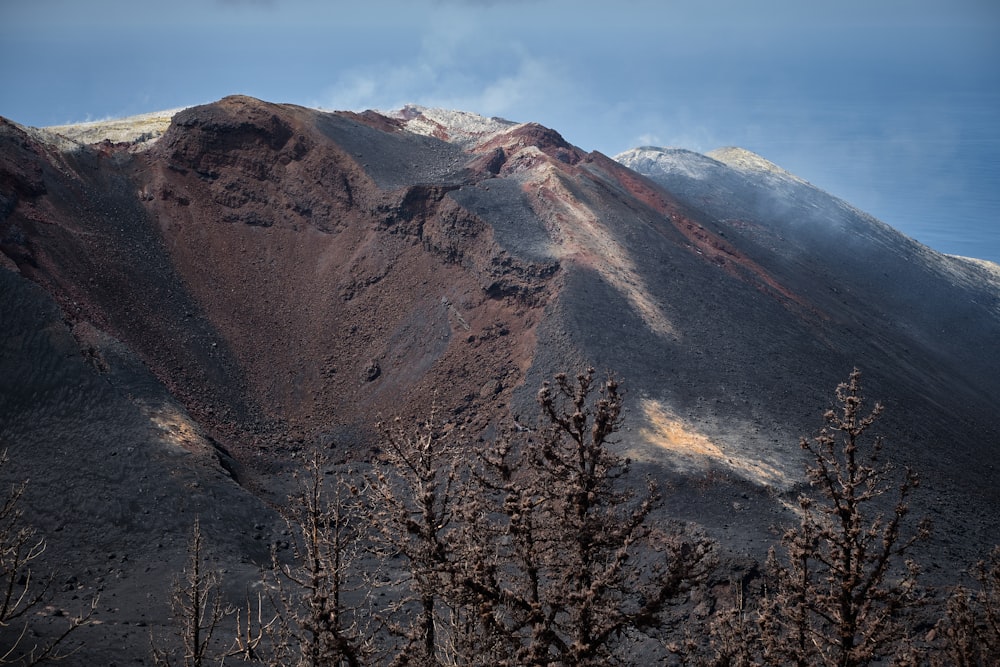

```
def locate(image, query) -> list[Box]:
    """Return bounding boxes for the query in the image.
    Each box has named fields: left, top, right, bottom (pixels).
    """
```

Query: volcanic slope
left=1, top=95, right=999, bottom=659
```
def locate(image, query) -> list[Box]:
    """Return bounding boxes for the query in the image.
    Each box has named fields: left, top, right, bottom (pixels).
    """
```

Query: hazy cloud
left=317, top=12, right=580, bottom=123
left=215, top=0, right=276, bottom=7
left=6, top=0, right=997, bottom=261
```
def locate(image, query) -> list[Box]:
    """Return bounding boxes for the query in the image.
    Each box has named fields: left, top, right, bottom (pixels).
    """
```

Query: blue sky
left=2, top=0, right=998, bottom=262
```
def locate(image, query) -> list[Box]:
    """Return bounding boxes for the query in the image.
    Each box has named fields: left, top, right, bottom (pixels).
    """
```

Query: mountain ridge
left=1, top=95, right=998, bottom=660
left=5, top=96, right=998, bottom=479
left=26, top=101, right=1000, bottom=269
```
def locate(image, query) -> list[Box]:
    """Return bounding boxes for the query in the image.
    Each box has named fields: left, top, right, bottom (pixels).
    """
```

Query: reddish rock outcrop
left=3, top=95, right=1000, bottom=661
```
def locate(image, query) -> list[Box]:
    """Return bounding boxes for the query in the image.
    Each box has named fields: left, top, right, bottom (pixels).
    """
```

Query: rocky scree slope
left=1, top=95, right=999, bottom=659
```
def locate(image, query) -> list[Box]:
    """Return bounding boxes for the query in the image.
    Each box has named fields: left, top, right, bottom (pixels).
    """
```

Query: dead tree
left=691, top=579, right=762, bottom=667
left=270, top=450, right=369, bottom=667
left=457, top=369, right=715, bottom=665
left=367, top=407, right=463, bottom=666
left=226, top=590, right=281, bottom=665
left=0, top=449, right=93, bottom=666
left=758, top=368, right=930, bottom=667
left=930, top=546, right=1000, bottom=666
left=152, top=519, right=227, bottom=667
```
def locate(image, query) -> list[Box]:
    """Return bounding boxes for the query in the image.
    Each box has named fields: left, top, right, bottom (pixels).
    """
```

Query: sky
left=2, top=0, right=998, bottom=262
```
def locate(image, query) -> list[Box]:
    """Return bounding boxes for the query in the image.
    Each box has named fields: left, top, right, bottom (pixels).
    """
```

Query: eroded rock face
left=2, top=95, right=1000, bottom=660
left=5, top=93, right=1000, bottom=511
left=2, top=97, right=564, bottom=466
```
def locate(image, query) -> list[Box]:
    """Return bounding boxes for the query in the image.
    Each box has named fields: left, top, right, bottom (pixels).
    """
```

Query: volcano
left=1, top=96, right=998, bottom=662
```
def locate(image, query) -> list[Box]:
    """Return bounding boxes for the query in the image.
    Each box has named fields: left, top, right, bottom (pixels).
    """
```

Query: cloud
left=438, top=55, right=577, bottom=119
left=318, top=74, right=382, bottom=112
left=316, top=23, right=579, bottom=125
left=215, top=0, right=275, bottom=7
left=633, top=133, right=662, bottom=147
left=319, top=55, right=573, bottom=122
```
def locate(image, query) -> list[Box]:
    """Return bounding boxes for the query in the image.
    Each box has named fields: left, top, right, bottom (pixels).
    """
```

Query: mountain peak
left=614, top=146, right=721, bottom=181
left=2, top=95, right=999, bottom=662
left=388, top=105, right=522, bottom=148
left=615, top=145, right=809, bottom=189
left=706, top=146, right=807, bottom=184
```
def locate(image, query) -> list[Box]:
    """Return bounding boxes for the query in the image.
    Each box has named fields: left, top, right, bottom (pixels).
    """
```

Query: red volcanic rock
left=4, top=94, right=1000, bottom=513
left=1, top=97, right=566, bottom=470
left=2, top=95, right=1000, bottom=661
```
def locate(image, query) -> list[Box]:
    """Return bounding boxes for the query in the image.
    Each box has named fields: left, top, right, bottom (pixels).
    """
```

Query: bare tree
left=367, top=407, right=463, bottom=666
left=152, top=519, right=228, bottom=667
left=930, top=546, right=1000, bottom=666
left=1, top=456, right=48, bottom=662
left=226, top=590, right=281, bottom=665
left=0, top=449, right=93, bottom=666
left=689, top=579, right=763, bottom=667
left=457, top=369, right=715, bottom=665
left=758, top=368, right=930, bottom=667
left=269, top=449, right=369, bottom=667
